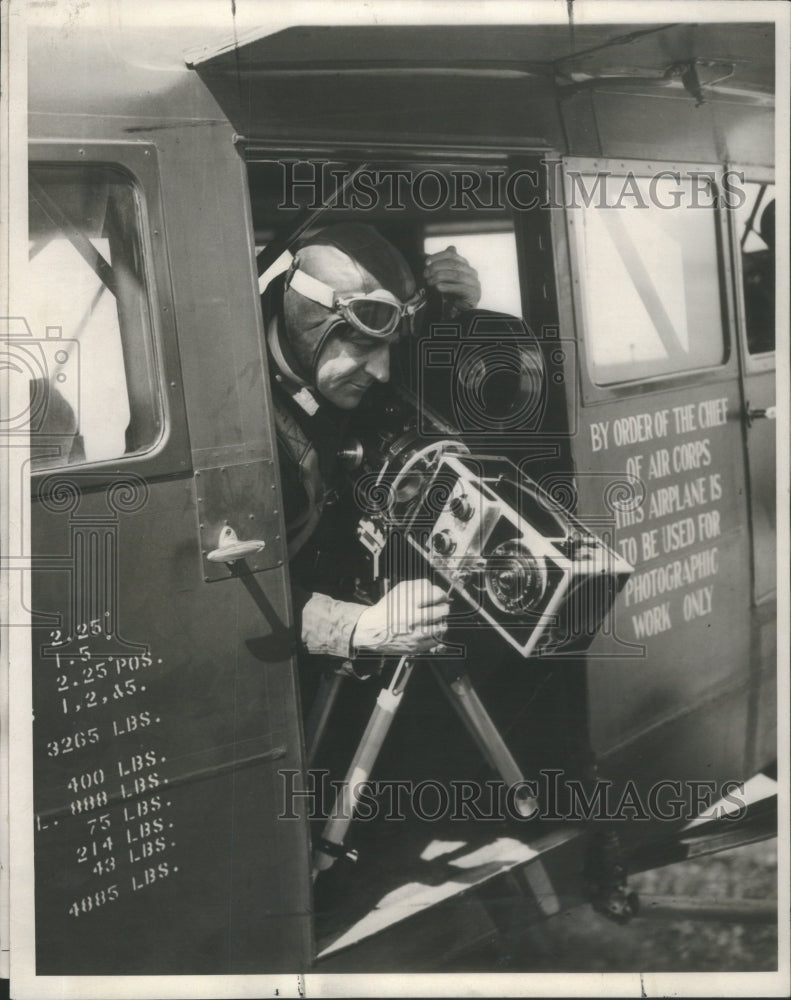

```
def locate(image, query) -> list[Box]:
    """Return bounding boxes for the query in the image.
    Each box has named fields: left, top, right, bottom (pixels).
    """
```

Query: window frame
left=726, top=164, right=776, bottom=374
left=560, top=156, right=739, bottom=406
left=28, top=141, right=190, bottom=480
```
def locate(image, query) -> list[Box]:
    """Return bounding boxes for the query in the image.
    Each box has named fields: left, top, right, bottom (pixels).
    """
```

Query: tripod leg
left=430, top=665, right=539, bottom=817
left=313, top=655, right=415, bottom=878
left=431, top=666, right=559, bottom=915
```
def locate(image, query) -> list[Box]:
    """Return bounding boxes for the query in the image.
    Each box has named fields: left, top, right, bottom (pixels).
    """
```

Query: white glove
left=352, top=579, right=450, bottom=656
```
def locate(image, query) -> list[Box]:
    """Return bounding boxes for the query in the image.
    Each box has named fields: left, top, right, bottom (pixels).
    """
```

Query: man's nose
left=365, top=344, right=390, bottom=383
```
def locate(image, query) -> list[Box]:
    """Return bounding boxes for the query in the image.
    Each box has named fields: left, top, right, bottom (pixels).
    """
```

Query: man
left=261, top=223, right=481, bottom=662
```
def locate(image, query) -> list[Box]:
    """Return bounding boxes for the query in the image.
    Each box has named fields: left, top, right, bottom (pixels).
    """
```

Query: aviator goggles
left=285, top=256, right=426, bottom=338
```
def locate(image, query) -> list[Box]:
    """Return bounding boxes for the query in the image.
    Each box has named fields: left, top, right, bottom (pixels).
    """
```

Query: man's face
left=314, top=323, right=396, bottom=409
left=282, top=239, right=416, bottom=408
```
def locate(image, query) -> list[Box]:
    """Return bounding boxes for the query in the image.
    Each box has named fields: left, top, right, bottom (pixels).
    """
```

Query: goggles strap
left=287, top=263, right=335, bottom=309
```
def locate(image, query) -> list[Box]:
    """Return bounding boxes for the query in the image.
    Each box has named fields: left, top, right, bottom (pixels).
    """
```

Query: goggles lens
left=346, top=297, right=402, bottom=334
left=287, top=258, right=426, bottom=337
left=342, top=291, right=425, bottom=336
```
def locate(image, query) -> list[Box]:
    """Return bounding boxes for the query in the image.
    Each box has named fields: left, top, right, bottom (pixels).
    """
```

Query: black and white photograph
left=1, top=1, right=788, bottom=997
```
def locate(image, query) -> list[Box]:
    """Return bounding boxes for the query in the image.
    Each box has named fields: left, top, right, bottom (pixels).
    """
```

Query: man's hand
left=352, top=579, right=450, bottom=656
left=424, top=246, right=481, bottom=314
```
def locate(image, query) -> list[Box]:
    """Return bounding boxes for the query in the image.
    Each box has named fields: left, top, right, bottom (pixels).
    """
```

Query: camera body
left=370, top=442, right=632, bottom=656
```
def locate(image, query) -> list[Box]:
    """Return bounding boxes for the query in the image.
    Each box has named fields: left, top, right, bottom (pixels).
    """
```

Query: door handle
left=745, top=403, right=776, bottom=427
left=207, top=524, right=266, bottom=563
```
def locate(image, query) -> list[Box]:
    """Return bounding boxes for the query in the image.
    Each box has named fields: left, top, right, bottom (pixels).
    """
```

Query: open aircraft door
left=25, top=127, right=312, bottom=969
left=552, top=157, right=767, bottom=832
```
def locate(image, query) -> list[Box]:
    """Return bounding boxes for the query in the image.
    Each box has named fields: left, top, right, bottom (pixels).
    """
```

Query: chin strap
left=267, top=315, right=309, bottom=389
left=267, top=316, right=324, bottom=419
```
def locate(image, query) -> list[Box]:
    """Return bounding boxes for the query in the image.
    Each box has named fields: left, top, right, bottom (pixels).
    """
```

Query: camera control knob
left=432, top=529, right=457, bottom=557
left=450, top=494, right=473, bottom=522
left=560, top=534, right=597, bottom=560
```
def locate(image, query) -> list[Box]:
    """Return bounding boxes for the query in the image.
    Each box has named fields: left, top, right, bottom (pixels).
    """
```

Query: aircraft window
left=423, top=230, right=522, bottom=318
left=569, top=174, right=726, bottom=385
left=734, top=181, right=775, bottom=355
left=258, top=229, right=522, bottom=320
left=27, top=164, right=161, bottom=468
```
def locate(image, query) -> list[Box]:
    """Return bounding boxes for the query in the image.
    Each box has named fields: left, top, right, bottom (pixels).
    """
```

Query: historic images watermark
left=278, top=160, right=748, bottom=213
left=2, top=317, right=153, bottom=646
left=279, top=768, right=747, bottom=824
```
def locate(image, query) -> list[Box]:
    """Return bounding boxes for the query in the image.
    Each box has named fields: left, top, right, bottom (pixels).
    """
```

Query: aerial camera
left=345, top=312, right=632, bottom=656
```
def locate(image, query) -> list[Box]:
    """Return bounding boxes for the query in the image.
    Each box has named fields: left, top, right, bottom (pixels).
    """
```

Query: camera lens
left=484, top=540, right=547, bottom=615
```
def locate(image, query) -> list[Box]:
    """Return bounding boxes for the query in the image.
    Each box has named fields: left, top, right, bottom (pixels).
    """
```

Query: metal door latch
left=745, top=402, right=776, bottom=427
left=207, top=525, right=265, bottom=563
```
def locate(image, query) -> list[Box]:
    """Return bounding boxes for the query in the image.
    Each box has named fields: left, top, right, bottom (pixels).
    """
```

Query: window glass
left=423, top=230, right=522, bottom=318
left=569, top=174, right=726, bottom=385
left=733, top=181, right=775, bottom=355
left=27, top=164, right=161, bottom=468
